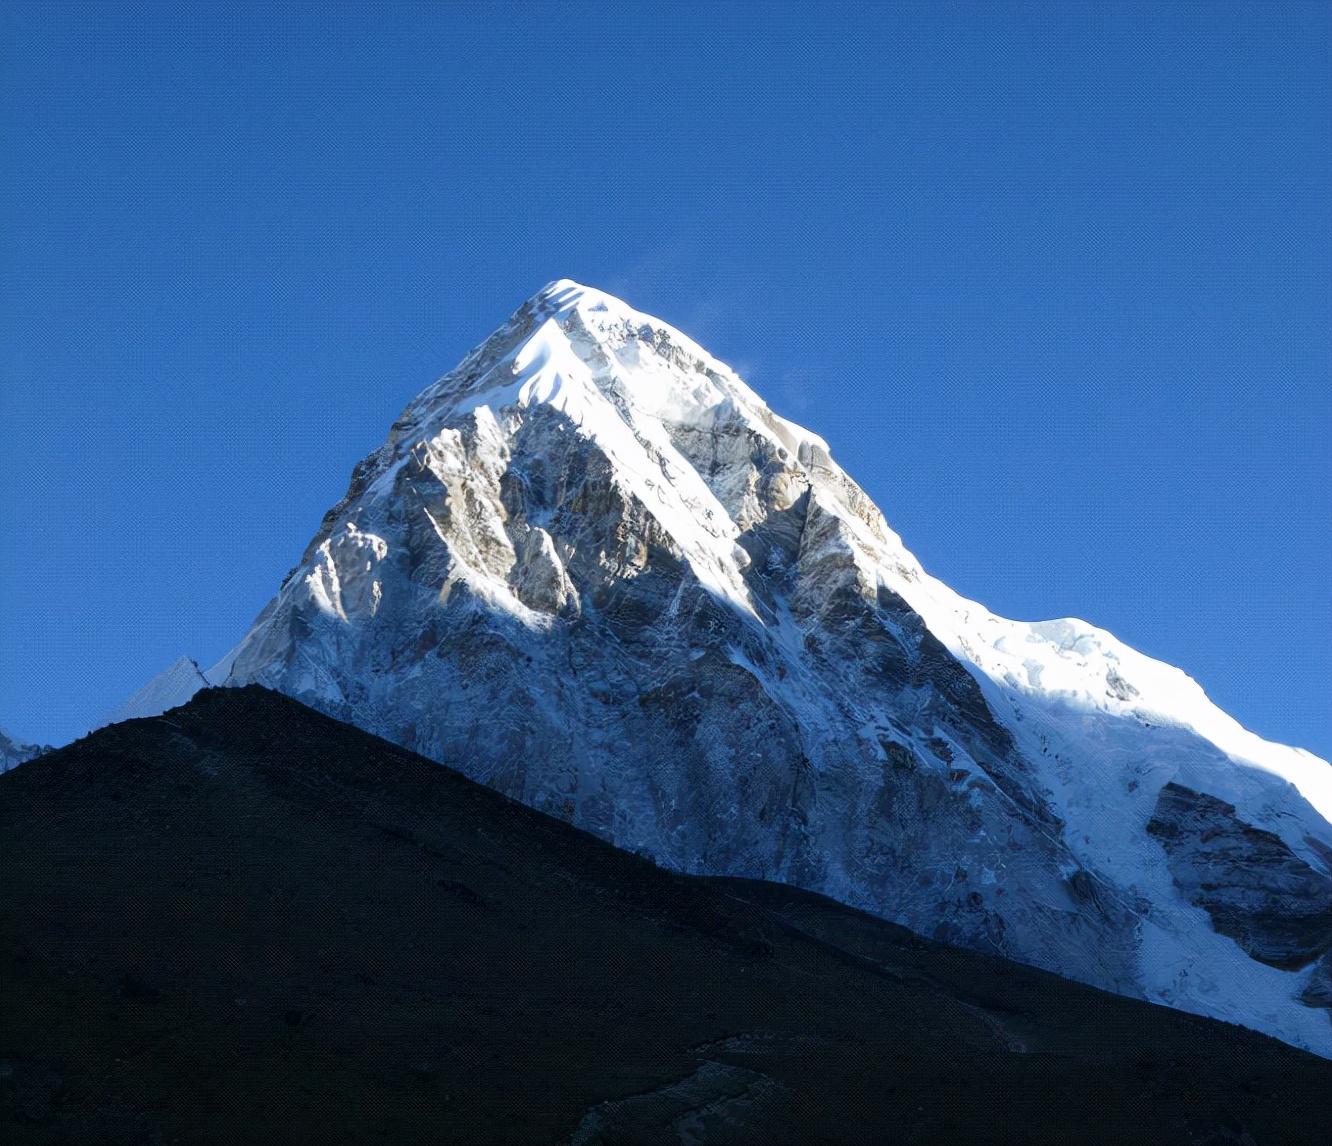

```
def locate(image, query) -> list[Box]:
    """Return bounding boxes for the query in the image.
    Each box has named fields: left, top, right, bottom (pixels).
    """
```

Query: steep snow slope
left=213, top=280, right=1332, bottom=1055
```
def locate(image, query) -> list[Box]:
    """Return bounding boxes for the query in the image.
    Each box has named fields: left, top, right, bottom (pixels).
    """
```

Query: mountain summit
left=202, top=280, right=1330, bottom=1053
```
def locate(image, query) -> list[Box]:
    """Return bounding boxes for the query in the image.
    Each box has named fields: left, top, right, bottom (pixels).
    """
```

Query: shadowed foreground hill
left=2, top=686, right=1328, bottom=1145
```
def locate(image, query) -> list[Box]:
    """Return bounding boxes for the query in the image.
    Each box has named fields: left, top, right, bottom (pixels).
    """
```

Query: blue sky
left=2, top=1, right=1328, bottom=762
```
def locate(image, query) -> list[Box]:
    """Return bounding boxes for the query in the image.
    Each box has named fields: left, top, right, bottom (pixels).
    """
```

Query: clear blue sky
left=2, top=2, right=1328, bottom=762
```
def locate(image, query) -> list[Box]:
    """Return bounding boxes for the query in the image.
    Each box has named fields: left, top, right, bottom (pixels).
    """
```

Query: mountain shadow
left=2, top=685, right=1328, bottom=1145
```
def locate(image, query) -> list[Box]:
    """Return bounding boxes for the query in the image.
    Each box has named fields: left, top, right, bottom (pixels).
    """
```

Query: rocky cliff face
left=212, top=280, right=1332, bottom=1055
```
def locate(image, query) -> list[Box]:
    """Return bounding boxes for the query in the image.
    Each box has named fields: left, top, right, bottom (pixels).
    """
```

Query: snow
left=584, top=292, right=1318, bottom=838
left=521, top=280, right=1331, bottom=1052
left=895, top=570, right=1332, bottom=830
left=92, top=655, right=210, bottom=730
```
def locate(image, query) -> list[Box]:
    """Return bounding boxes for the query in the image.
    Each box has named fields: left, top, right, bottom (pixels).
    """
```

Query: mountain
left=4, top=685, right=1329, bottom=1144
left=91, top=655, right=211, bottom=731
left=199, top=279, right=1331, bottom=1056
left=0, top=729, right=49, bottom=774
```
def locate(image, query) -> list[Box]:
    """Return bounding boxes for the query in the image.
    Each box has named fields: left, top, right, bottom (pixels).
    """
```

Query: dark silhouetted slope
left=2, top=686, right=1328, bottom=1144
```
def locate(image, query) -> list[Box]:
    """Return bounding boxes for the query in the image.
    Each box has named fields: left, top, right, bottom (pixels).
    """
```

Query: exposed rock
left=1148, top=782, right=1332, bottom=969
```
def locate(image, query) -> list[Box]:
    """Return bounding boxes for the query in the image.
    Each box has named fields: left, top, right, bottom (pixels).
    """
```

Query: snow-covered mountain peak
left=403, top=279, right=821, bottom=458
left=340, top=281, right=888, bottom=627
left=530, top=276, right=624, bottom=318
left=197, top=281, right=1331, bottom=1056
left=92, top=656, right=212, bottom=732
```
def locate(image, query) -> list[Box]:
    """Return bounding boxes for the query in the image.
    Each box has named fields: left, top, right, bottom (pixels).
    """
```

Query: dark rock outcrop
left=1148, top=782, right=1332, bottom=970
